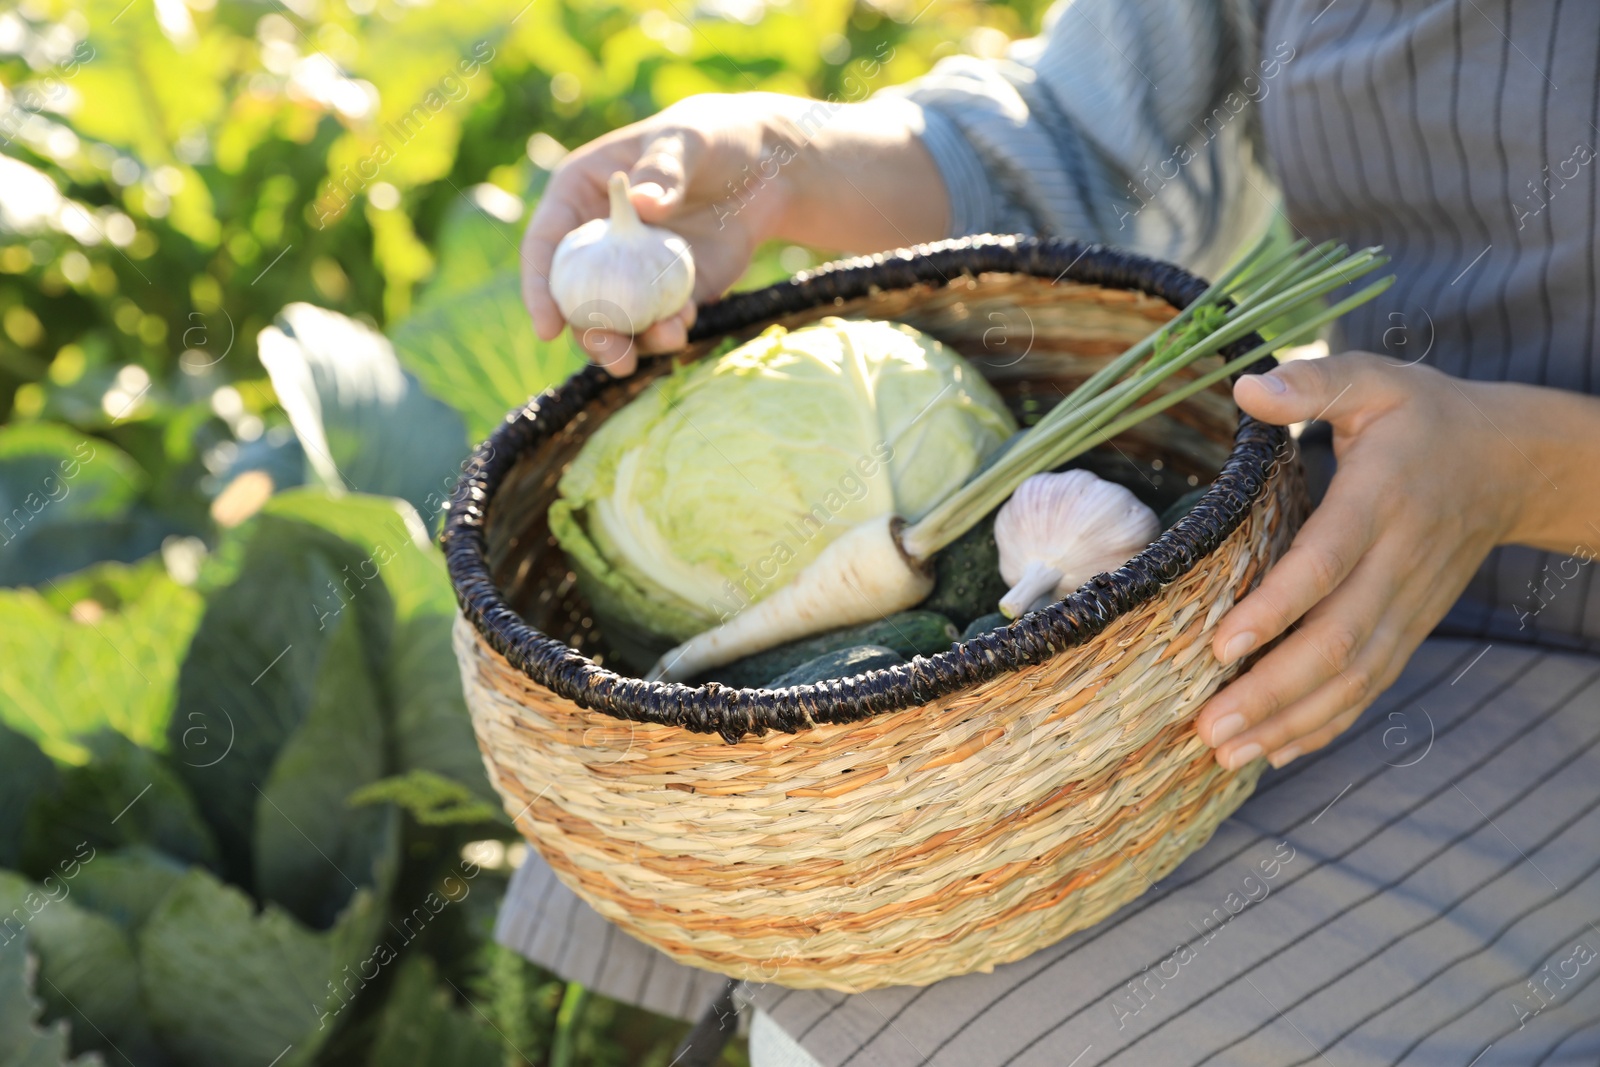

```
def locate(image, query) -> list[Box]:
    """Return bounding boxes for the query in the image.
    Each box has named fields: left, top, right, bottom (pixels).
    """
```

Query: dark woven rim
left=443, top=235, right=1288, bottom=741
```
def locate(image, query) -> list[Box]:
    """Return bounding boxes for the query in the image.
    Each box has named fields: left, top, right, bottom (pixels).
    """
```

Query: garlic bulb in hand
left=549, top=172, right=695, bottom=338
left=993, top=470, right=1161, bottom=618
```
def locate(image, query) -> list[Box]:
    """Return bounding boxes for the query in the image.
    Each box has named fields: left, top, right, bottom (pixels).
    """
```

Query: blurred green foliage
left=0, top=0, right=1045, bottom=1062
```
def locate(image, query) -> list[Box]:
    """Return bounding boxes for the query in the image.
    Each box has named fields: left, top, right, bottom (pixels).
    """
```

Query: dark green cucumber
left=960, top=612, right=1009, bottom=641
left=919, top=513, right=1008, bottom=628
left=761, top=645, right=905, bottom=689
left=1159, top=485, right=1211, bottom=529
left=708, top=611, right=959, bottom=688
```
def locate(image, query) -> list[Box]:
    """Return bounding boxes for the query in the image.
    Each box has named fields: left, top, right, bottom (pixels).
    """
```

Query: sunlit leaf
left=390, top=270, right=585, bottom=441
left=349, top=769, right=504, bottom=827
left=415, top=187, right=523, bottom=308
left=0, top=558, right=202, bottom=763
left=367, top=204, right=437, bottom=318
left=69, top=7, right=230, bottom=163
left=262, top=490, right=453, bottom=618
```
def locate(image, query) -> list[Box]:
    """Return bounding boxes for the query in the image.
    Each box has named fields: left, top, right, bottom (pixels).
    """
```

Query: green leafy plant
left=0, top=0, right=1043, bottom=1060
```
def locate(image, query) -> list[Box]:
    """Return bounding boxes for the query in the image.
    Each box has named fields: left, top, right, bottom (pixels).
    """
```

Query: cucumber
left=960, top=612, right=1009, bottom=641
left=761, top=645, right=905, bottom=689
left=1159, top=485, right=1211, bottom=529
left=919, top=512, right=1009, bottom=628
left=708, top=611, right=959, bottom=688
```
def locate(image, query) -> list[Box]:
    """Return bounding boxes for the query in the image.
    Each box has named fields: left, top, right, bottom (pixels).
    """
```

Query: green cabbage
left=550, top=317, right=1016, bottom=652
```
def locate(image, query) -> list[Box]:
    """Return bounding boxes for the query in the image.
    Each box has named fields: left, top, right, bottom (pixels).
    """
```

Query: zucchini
left=761, top=645, right=905, bottom=689
left=708, top=610, right=959, bottom=688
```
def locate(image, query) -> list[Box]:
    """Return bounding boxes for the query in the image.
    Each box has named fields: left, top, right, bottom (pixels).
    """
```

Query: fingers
left=637, top=304, right=695, bottom=353
left=1198, top=533, right=1405, bottom=766
left=1209, top=631, right=1397, bottom=770
left=641, top=318, right=685, bottom=352
left=1200, top=525, right=1464, bottom=770
left=1263, top=704, right=1366, bottom=768
left=1211, top=475, right=1380, bottom=667
left=1233, top=352, right=1401, bottom=432
left=522, top=126, right=701, bottom=365
left=1198, top=601, right=1379, bottom=761
left=574, top=328, right=637, bottom=377
left=629, top=131, right=696, bottom=222
left=573, top=305, right=696, bottom=374
left=523, top=176, right=596, bottom=340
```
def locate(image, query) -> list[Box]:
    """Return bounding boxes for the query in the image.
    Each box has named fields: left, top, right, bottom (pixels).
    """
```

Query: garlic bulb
left=549, top=172, right=695, bottom=336
left=993, top=470, right=1161, bottom=618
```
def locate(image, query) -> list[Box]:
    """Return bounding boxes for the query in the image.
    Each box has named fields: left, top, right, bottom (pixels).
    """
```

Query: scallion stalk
left=899, top=237, right=1392, bottom=558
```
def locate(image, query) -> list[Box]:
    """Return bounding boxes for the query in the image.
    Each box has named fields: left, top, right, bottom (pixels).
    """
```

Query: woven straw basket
left=445, top=236, right=1306, bottom=992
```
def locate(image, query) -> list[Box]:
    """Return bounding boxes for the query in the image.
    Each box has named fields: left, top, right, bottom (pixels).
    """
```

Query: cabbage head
left=549, top=317, right=1016, bottom=658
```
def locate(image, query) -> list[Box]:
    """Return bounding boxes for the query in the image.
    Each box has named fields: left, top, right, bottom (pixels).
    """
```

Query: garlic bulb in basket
left=549, top=171, right=695, bottom=335
left=994, top=470, right=1161, bottom=618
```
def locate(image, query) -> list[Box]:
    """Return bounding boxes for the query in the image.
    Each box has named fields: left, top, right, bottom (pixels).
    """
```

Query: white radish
left=647, top=514, right=932, bottom=683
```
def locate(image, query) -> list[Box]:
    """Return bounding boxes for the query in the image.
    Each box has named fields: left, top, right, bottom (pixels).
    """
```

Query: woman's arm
left=767, top=97, right=951, bottom=253
left=889, top=0, right=1274, bottom=277
left=1196, top=354, right=1600, bottom=772
left=523, top=0, right=1270, bottom=367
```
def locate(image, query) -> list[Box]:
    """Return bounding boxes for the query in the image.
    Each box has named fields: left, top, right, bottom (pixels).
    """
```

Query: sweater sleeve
left=880, top=0, right=1279, bottom=278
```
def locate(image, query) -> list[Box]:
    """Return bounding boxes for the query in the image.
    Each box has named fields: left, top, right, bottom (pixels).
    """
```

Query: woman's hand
left=522, top=94, right=787, bottom=374
left=522, top=92, right=949, bottom=375
left=1195, top=352, right=1534, bottom=771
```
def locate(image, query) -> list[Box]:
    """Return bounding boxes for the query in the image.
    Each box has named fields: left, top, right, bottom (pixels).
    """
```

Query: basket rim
left=442, top=234, right=1289, bottom=741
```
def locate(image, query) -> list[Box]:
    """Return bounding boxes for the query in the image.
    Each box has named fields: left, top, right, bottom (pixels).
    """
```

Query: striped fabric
left=494, top=858, right=733, bottom=1023
left=497, top=1, right=1600, bottom=1062
left=898, top=0, right=1600, bottom=652
left=750, top=640, right=1600, bottom=1065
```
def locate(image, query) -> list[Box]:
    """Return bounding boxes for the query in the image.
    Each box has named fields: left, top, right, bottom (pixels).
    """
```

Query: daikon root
left=646, top=514, right=933, bottom=683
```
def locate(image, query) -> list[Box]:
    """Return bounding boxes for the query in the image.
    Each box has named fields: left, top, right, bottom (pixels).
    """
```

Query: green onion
left=899, top=235, right=1392, bottom=559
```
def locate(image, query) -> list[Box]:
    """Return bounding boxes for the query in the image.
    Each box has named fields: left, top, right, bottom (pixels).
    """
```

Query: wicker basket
left=445, top=236, right=1306, bottom=992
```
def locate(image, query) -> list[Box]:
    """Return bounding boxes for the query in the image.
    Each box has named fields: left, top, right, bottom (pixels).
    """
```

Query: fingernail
left=1209, top=713, right=1246, bottom=746
left=1254, top=373, right=1288, bottom=394
left=1224, top=742, right=1263, bottom=770
left=1221, top=632, right=1257, bottom=664
left=1268, top=745, right=1302, bottom=769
